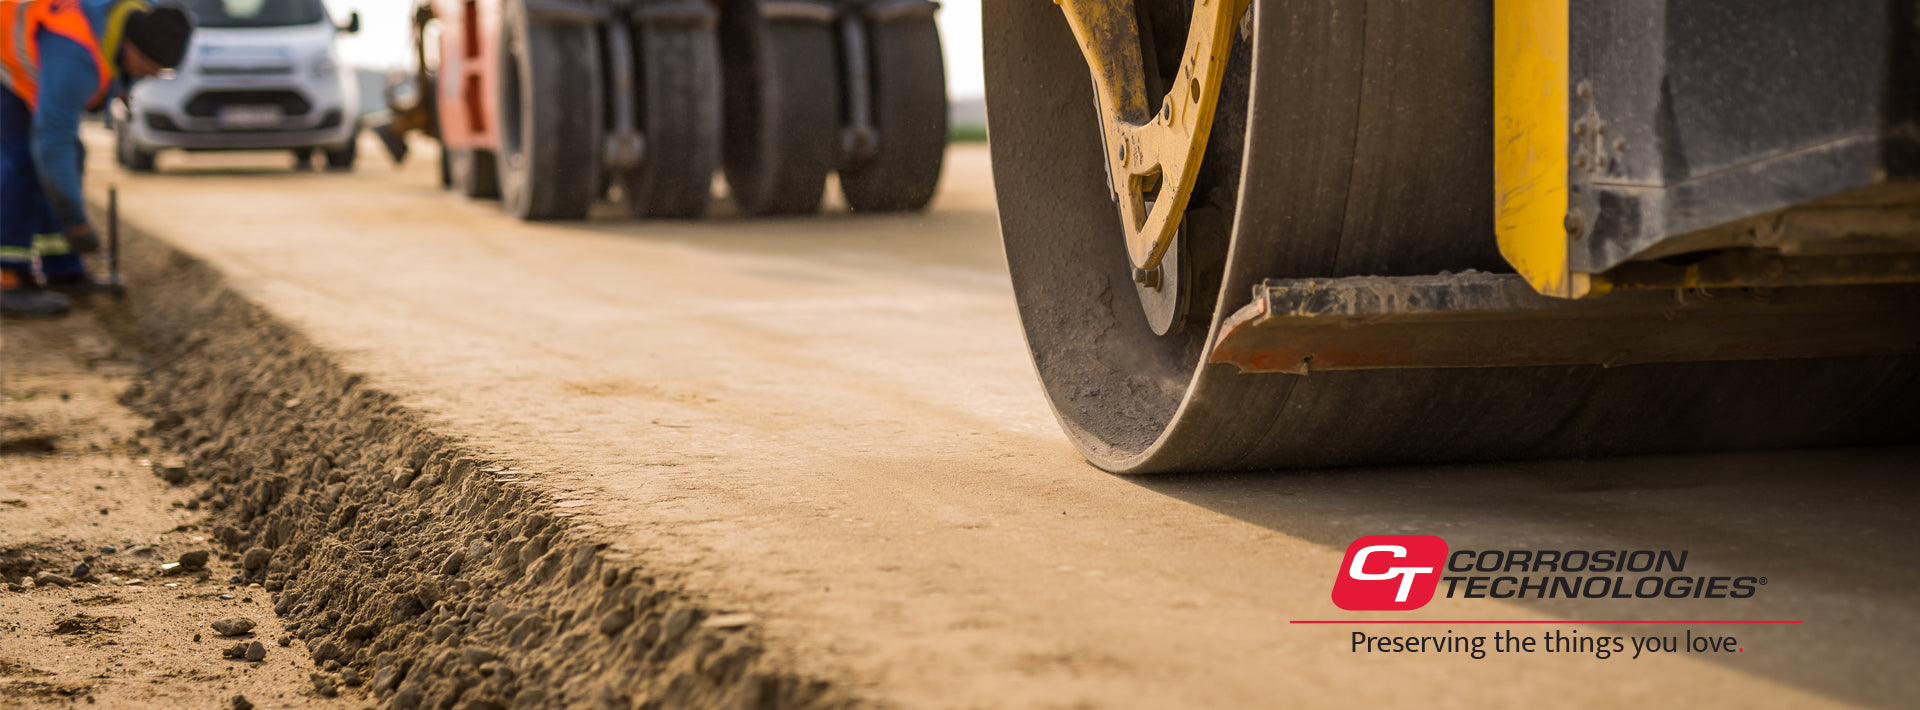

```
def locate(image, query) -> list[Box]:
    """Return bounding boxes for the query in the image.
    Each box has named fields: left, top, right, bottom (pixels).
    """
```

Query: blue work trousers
left=1, top=86, right=87, bottom=282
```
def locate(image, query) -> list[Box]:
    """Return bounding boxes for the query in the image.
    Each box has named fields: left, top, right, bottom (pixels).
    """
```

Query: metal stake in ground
left=107, top=186, right=124, bottom=297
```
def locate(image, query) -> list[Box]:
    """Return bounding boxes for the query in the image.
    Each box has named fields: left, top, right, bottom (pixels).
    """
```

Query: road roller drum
left=985, top=0, right=1920, bottom=473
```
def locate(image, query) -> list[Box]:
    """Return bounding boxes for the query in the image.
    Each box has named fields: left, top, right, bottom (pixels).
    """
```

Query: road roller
left=986, top=0, right=1920, bottom=473
left=380, top=0, right=947, bottom=220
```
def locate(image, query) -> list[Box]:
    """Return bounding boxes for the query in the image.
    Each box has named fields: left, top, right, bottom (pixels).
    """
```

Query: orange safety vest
left=0, top=0, right=111, bottom=112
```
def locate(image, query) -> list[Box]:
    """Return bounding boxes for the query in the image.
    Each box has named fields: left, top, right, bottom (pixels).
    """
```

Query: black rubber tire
left=497, top=0, right=602, bottom=220
left=324, top=125, right=358, bottom=171
left=838, top=14, right=947, bottom=212
left=985, top=0, right=1920, bottom=473
left=116, top=119, right=157, bottom=172
left=621, top=21, right=721, bottom=218
left=719, top=1, right=839, bottom=216
left=437, top=141, right=453, bottom=189
left=291, top=148, right=315, bottom=171
left=450, top=148, right=500, bottom=198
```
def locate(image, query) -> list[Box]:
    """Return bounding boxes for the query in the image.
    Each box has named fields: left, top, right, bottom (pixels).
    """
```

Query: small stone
left=244, top=641, right=266, bottom=662
left=177, top=550, right=211, bottom=569
left=439, top=549, right=465, bottom=576
left=219, top=593, right=235, bottom=600
left=597, top=609, right=633, bottom=636
left=460, top=647, right=496, bottom=666
left=409, top=474, right=439, bottom=490
left=99, top=546, right=117, bottom=555
left=226, top=575, right=243, bottom=585
left=159, top=562, right=180, bottom=573
left=311, top=639, right=341, bottom=662
left=372, top=666, right=401, bottom=694
left=662, top=606, right=695, bottom=640
left=194, top=633, right=202, bottom=643
left=309, top=672, right=338, bottom=697
left=222, top=643, right=248, bottom=658
left=323, top=659, right=342, bottom=672
left=210, top=617, right=256, bottom=636
left=391, top=682, right=421, bottom=709
left=701, top=612, right=757, bottom=629
left=230, top=694, right=253, bottom=710
left=69, top=562, right=90, bottom=579
left=33, top=572, right=72, bottom=588
left=158, top=465, right=189, bottom=484
left=241, top=547, right=271, bottom=572
left=341, top=667, right=362, bottom=687
left=278, top=636, right=292, bottom=647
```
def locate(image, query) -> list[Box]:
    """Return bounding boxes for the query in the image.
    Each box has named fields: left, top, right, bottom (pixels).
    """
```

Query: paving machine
left=986, top=0, right=1920, bottom=473
left=382, top=0, right=947, bottom=220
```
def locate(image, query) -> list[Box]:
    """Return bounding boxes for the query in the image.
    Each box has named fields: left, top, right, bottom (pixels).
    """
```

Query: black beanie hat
left=124, top=5, right=194, bottom=69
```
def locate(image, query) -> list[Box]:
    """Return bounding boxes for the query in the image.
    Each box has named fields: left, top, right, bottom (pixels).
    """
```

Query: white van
left=116, top=0, right=361, bottom=171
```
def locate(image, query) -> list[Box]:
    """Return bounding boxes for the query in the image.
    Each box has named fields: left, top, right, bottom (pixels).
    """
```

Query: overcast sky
left=325, top=0, right=987, bottom=98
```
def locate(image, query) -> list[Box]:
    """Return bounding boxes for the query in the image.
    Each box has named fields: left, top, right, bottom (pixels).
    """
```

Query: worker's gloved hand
left=65, top=223, right=101, bottom=254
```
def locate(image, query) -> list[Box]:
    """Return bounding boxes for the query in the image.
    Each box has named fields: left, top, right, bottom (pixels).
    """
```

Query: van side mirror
left=341, top=11, right=360, bottom=34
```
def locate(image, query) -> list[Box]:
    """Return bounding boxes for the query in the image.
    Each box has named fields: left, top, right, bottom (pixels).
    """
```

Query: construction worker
left=1, top=0, right=190, bottom=317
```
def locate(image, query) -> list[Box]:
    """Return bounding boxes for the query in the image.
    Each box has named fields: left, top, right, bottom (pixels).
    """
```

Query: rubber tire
left=291, top=148, right=315, bottom=171
left=324, top=125, right=358, bottom=171
left=621, top=22, right=721, bottom=218
left=451, top=148, right=501, bottom=199
left=437, top=141, right=453, bottom=189
left=720, top=2, right=839, bottom=216
left=116, top=119, right=157, bottom=173
left=497, top=0, right=603, bottom=220
left=838, top=15, right=947, bottom=212
left=985, top=0, right=1920, bottom=473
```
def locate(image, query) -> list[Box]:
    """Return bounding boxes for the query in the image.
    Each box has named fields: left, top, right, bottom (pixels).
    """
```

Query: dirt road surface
left=2, top=310, right=356, bottom=708
left=60, top=131, right=1920, bottom=709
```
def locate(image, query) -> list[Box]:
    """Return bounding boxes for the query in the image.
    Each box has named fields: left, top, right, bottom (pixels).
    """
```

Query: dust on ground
left=2, top=307, right=355, bottom=709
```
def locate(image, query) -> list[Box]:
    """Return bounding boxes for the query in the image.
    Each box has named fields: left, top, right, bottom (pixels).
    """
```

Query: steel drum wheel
left=985, top=0, right=1920, bottom=473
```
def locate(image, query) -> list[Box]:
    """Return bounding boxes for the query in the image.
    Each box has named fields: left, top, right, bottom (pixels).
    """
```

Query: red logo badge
left=1332, top=535, right=1448, bottom=611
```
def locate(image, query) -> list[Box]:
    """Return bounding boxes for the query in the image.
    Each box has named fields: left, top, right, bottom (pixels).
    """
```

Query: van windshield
left=180, top=0, right=328, bottom=28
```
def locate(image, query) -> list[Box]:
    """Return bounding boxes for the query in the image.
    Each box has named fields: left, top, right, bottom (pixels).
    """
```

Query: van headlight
left=312, top=53, right=338, bottom=79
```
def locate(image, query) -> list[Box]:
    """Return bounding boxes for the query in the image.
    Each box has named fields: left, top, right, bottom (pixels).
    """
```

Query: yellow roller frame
left=1055, top=0, right=1251, bottom=274
left=1494, top=0, right=1599, bottom=298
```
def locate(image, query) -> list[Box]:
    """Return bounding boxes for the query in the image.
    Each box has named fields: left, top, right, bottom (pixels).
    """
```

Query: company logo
left=1331, top=535, right=1448, bottom=611
left=1329, top=536, right=1767, bottom=611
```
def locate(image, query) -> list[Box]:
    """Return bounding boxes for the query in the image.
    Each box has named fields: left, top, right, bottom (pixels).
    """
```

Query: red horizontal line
left=1291, top=620, right=1802, bottom=625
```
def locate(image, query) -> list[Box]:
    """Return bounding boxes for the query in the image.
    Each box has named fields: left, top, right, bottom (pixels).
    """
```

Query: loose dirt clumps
left=108, top=216, right=851, bottom=708
left=3, top=308, right=348, bottom=707
left=49, top=612, right=134, bottom=635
